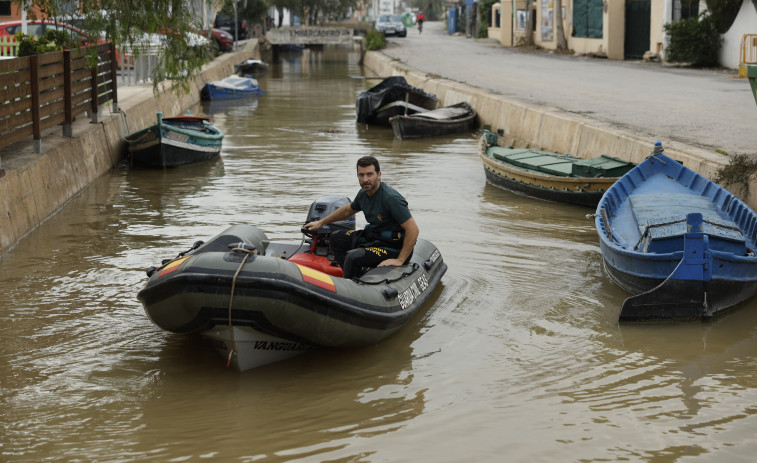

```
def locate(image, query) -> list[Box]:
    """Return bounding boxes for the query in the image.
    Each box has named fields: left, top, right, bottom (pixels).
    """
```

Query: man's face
left=357, top=164, right=381, bottom=195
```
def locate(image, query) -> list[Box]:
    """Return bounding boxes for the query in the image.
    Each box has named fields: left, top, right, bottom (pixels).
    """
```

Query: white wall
left=720, top=0, right=757, bottom=69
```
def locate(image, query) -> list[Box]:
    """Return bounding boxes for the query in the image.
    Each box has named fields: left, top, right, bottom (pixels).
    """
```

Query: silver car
left=375, top=15, right=407, bottom=37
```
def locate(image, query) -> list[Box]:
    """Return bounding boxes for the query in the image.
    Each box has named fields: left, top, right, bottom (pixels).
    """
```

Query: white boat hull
left=202, top=326, right=310, bottom=371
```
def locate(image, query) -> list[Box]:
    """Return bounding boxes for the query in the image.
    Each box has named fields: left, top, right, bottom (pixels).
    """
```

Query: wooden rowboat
left=125, top=112, right=224, bottom=168
left=479, top=131, right=635, bottom=207
left=390, top=102, right=479, bottom=139
left=356, top=76, right=439, bottom=126
left=595, top=142, right=757, bottom=322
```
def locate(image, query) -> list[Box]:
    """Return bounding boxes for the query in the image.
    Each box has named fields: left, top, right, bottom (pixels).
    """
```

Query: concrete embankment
left=0, top=43, right=259, bottom=255
left=362, top=51, right=757, bottom=209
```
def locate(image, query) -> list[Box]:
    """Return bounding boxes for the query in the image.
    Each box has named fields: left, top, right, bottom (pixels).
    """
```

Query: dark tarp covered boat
left=235, top=58, right=269, bottom=76
left=125, top=112, right=224, bottom=168
left=356, top=76, right=439, bottom=126
left=137, top=196, right=447, bottom=371
left=390, top=102, right=479, bottom=139
left=595, top=142, right=757, bottom=322
left=479, top=130, right=635, bottom=208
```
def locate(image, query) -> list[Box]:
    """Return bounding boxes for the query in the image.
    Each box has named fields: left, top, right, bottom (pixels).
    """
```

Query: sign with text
left=267, top=27, right=353, bottom=45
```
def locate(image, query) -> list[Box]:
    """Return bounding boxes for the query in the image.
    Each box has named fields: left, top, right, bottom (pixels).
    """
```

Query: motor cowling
left=306, top=195, right=355, bottom=236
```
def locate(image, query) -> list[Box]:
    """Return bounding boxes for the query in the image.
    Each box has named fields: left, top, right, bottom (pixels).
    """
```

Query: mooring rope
left=226, top=246, right=255, bottom=367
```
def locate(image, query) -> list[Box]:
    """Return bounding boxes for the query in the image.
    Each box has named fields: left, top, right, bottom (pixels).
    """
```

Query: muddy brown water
left=2, top=45, right=757, bottom=462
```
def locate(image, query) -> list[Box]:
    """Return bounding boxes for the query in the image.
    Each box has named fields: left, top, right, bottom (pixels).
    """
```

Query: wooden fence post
left=110, top=42, right=119, bottom=112
left=63, top=50, right=73, bottom=137
left=30, top=55, right=42, bottom=153
left=90, top=58, right=99, bottom=123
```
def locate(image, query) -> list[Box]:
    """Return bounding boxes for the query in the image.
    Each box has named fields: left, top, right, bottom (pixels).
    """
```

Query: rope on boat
left=226, top=246, right=256, bottom=367
left=648, top=141, right=668, bottom=164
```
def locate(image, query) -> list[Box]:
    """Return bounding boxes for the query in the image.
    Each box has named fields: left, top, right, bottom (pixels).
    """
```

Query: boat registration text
left=398, top=274, right=429, bottom=309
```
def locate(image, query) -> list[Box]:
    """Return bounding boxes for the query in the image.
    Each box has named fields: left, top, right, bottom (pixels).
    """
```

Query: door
left=625, top=0, right=651, bottom=59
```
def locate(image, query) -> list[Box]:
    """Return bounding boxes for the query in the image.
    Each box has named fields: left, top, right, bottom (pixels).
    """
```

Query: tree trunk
left=525, top=0, right=533, bottom=45
left=555, top=0, right=568, bottom=50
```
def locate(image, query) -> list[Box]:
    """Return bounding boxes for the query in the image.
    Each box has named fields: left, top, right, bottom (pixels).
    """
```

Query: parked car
left=375, top=15, right=407, bottom=37
left=214, top=15, right=248, bottom=41
left=202, top=28, right=234, bottom=53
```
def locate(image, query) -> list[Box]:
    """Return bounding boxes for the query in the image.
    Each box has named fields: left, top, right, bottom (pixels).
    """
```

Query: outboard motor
left=304, top=195, right=355, bottom=257
left=290, top=196, right=355, bottom=277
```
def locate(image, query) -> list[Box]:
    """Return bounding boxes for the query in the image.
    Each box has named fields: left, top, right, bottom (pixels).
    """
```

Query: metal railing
left=739, top=33, right=757, bottom=78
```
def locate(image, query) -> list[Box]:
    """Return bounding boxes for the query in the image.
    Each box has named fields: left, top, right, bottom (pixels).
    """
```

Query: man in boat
left=304, top=156, right=419, bottom=279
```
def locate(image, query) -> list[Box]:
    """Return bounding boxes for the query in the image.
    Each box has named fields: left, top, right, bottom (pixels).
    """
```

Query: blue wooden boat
left=201, top=75, right=264, bottom=100
left=125, top=112, right=224, bottom=168
left=595, top=142, right=757, bottom=321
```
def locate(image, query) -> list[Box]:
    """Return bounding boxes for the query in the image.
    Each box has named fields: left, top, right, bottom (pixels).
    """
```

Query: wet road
left=380, top=21, right=757, bottom=157
left=2, top=45, right=757, bottom=462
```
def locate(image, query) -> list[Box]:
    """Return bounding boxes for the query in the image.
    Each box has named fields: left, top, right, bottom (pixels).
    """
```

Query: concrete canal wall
left=362, top=51, right=757, bottom=209
left=0, top=43, right=260, bottom=256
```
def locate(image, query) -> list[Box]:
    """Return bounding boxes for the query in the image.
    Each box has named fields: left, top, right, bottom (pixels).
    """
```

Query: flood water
left=2, top=45, right=757, bottom=462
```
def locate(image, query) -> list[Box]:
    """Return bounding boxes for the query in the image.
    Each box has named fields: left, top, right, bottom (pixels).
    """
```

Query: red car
left=0, top=19, right=89, bottom=41
left=203, top=28, right=234, bottom=53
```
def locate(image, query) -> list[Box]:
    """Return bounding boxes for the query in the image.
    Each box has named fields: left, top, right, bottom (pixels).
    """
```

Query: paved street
left=379, top=22, right=756, bottom=157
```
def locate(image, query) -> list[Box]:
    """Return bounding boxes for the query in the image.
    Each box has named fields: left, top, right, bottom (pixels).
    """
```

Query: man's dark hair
left=356, top=156, right=380, bottom=173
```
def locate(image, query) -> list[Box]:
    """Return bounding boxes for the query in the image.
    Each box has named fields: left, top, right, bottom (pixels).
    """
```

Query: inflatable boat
left=137, top=196, right=447, bottom=371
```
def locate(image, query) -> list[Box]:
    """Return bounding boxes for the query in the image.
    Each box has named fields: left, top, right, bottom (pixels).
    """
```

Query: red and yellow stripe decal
left=158, top=256, right=191, bottom=277
left=296, top=264, right=336, bottom=292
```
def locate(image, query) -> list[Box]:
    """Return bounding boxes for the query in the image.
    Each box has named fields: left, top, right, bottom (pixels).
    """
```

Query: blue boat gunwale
left=597, top=153, right=757, bottom=252
left=596, top=152, right=757, bottom=283
left=125, top=113, right=225, bottom=142
left=160, top=117, right=225, bottom=141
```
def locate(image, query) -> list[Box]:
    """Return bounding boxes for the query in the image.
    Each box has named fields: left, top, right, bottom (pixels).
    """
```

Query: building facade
left=487, top=0, right=757, bottom=69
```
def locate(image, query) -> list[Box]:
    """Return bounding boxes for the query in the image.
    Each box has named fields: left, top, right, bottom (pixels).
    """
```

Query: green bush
left=16, top=29, right=79, bottom=57
left=664, top=12, right=722, bottom=67
left=365, top=29, right=386, bottom=50
left=478, top=0, right=498, bottom=38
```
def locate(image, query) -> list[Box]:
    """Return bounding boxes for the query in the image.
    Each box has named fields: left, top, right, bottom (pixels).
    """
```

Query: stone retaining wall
left=362, top=51, right=757, bottom=209
left=0, top=43, right=259, bottom=255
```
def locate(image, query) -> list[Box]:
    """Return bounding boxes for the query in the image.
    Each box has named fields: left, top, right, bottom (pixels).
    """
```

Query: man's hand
left=378, top=258, right=404, bottom=267
left=304, top=220, right=324, bottom=231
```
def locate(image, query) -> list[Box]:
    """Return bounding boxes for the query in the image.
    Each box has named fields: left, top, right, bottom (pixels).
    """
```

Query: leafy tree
left=219, top=0, right=269, bottom=29
left=13, top=0, right=224, bottom=92
left=704, top=0, right=743, bottom=33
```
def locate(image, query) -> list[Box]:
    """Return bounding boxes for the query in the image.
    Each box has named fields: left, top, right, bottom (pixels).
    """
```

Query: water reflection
left=3, top=44, right=757, bottom=462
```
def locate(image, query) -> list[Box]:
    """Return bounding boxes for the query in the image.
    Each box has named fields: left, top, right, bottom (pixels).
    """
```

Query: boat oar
left=349, top=75, right=392, bottom=79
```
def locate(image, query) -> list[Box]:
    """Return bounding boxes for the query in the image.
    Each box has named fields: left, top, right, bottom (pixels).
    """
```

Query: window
left=573, top=0, right=603, bottom=39
left=673, top=0, right=700, bottom=21
left=0, top=1, right=11, bottom=16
